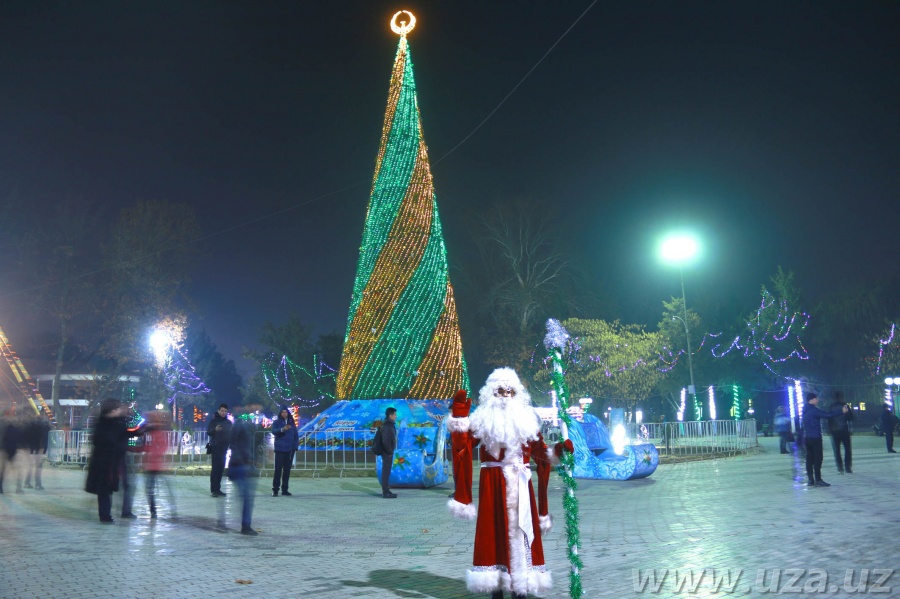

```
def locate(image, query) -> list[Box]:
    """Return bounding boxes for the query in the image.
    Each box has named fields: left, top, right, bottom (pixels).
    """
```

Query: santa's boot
left=511, top=594, right=527, bottom=599
left=490, top=592, right=504, bottom=599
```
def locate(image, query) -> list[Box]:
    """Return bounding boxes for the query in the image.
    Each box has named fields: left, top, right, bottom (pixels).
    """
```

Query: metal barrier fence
left=48, top=421, right=752, bottom=472
left=48, top=429, right=211, bottom=469
left=626, top=419, right=758, bottom=457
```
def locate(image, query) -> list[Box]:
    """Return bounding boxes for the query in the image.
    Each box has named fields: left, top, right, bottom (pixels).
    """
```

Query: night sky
left=1, top=1, right=898, bottom=377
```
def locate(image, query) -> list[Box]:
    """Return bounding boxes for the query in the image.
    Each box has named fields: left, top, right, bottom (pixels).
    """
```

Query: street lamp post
left=660, top=234, right=700, bottom=413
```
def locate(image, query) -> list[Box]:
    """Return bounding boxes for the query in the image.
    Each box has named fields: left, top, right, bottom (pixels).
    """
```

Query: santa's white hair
left=469, top=367, right=542, bottom=459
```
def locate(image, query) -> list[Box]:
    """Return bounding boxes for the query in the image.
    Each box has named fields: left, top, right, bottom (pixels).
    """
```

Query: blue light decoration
left=297, top=399, right=449, bottom=488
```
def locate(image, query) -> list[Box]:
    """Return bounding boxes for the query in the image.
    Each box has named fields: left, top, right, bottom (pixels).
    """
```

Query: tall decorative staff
left=543, top=318, right=583, bottom=597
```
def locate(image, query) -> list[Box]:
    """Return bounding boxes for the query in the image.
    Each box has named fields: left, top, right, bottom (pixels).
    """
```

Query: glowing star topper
left=390, top=10, right=416, bottom=36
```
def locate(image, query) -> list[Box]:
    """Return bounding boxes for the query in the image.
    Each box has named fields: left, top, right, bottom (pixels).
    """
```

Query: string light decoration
left=731, top=384, right=741, bottom=420
left=262, top=354, right=336, bottom=410
left=336, top=13, right=470, bottom=400
left=677, top=387, right=686, bottom=422
left=543, top=319, right=584, bottom=599
left=707, top=386, right=717, bottom=421
left=874, top=323, right=896, bottom=375
left=193, top=406, right=204, bottom=423
left=160, top=345, right=211, bottom=405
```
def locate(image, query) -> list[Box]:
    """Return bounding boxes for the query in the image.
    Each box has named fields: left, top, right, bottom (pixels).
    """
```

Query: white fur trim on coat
left=447, top=498, right=477, bottom=521
left=546, top=445, right=561, bottom=466
left=466, top=568, right=510, bottom=593
left=539, top=514, right=553, bottom=535
left=527, top=569, right=553, bottom=595
left=446, top=415, right=470, bottom=433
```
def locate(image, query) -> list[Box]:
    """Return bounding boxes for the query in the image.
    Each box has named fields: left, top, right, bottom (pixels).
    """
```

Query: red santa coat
left=447, top=414, right=557, bottom=596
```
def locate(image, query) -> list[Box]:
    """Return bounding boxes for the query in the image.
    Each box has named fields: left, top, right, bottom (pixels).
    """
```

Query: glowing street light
left=660, top=234, right=700, bottom=398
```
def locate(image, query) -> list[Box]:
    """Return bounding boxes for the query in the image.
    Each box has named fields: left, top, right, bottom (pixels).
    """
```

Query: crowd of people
left=774, top=391, right=899, bottom=488
left=0, top=411, right=51, bottom=494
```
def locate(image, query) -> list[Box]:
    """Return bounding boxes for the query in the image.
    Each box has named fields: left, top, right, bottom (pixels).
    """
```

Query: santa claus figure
left=447, top=367, right=572, bottom=599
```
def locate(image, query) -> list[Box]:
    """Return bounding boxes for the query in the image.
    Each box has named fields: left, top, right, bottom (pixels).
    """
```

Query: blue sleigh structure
left=297, top=399, right=450, bottom=488
left=543, top=412, right=659, bottom=480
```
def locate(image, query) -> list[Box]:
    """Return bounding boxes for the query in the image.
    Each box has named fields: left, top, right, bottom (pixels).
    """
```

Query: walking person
left=271, top=406, right=298, bottom=497
left=228, top=406, right=258, bottom=535
left=143, top=411, right=175, bottom=518
left=774, top=406, right=791, bottom=454
left=828, top=391, right=854, bottom=473
left=22, top=414, right=50, bottom=490
left=207, top=404, right=233, bottom=497
left=0, top=411, right=23, bottom=494
left=802, top=392, right=848, bottom=487
left=374, top=407, right=398, bottom=498
left=85, top=399, right=128, bottom=523
left=881, top=403, right=898, bottom=453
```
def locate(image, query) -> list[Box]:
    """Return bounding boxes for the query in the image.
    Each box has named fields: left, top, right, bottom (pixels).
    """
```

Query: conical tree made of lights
left=336, top=26, right=469, bottom=401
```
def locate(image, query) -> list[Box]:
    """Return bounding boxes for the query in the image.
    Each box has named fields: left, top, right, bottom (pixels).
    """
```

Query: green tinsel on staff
left=544, top=319, right=584, bottom=598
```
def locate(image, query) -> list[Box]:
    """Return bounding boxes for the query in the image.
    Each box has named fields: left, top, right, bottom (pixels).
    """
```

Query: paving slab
left=1, top=435, right=898, bottom=598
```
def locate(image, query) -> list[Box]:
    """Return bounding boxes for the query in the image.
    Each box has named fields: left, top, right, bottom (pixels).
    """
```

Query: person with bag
left=373, top=407, right=397, bottom=498
left=206, top=404, right=233, bottom=497
left=271, top=405, right=298, bottom=497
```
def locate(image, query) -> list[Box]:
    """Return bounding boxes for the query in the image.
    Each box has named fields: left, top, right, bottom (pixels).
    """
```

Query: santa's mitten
left=539, top=514, right=553, bottom=535
left=447, top=497, right=477, bottom=521
left=450, top=389, right=471, bottom=418
left=553, top=438, right=574, bottom=459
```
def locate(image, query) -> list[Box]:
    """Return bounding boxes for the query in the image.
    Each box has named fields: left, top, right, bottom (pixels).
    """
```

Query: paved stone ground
left=1, top=435, right=898, bottom=598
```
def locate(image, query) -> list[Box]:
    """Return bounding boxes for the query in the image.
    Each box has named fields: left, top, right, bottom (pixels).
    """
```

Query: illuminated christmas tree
left=336, top=12, right=469, bottom=400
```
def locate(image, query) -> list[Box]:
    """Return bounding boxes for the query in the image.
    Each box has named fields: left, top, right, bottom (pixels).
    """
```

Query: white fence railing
left=626, top=419, right=758, bottom=457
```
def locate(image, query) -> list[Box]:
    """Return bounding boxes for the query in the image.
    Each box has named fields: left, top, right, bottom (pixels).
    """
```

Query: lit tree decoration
left=262, top=353, right=336, bottom=410
left=150, top=323, right=211, bottom=406
left=335, top=11, right=469, bottom=400
left=709, top=290, right=810, bottom=375
left=543, top=318, right=583, bottom=599
left=871, top=323, right=898, bottom=376
left=160, top=345, right=211, bottom=404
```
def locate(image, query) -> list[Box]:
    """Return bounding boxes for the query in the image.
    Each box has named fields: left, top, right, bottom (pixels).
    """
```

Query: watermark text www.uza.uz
left=632, top=568, right=893, bottom=594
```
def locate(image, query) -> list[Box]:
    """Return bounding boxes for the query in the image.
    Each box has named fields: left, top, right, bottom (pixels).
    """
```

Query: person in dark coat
left=206, top=404, right=233, bottom=497
left=0, top=412, right=23, bottom=494
left=85, top=399, right=128, bottom=523
left=827, top=391, right=854, bottom=473
left=802, top=392, right=848, bottom=487
left=880, top=403, right=898, bottom=453
left=227, top=407, right=258, bottom=535
left=376, top=407, right=398, bottom=499
left=271, top=405, right=298, bottom=497
left=23, top=414, right=51, bottom=490
left=774, top=406, right=792, bottom=454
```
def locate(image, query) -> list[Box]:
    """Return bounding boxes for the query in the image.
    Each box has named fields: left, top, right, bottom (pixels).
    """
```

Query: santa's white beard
left=469, top=398, right=541, bottom=459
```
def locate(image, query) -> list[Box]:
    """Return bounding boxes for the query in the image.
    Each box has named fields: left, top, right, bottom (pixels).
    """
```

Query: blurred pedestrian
left=881, top=403, right=898, bottom=453
left=828, top=391, right=854, bottom=473
left=271, top=405, right=298, bottom=497
left=228, top=406, right=258, bottom=535
left=143, top=411, right=175, bottom=518
left=85, top=399, right=128, bottom=523
left=207, top=404, right=233, bottom=497
left=774, top=406, right=791, bottom=454
left=802, top=392, right=848, bottom=488
left=374, top=407, right=398, bottom=498
left=23, top=413, right=50, bottom=490
left=0, top=411, right=23, bottom=494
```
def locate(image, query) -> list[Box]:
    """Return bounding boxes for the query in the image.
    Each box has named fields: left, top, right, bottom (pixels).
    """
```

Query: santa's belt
left=481, top=462, right=534, bottom=546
